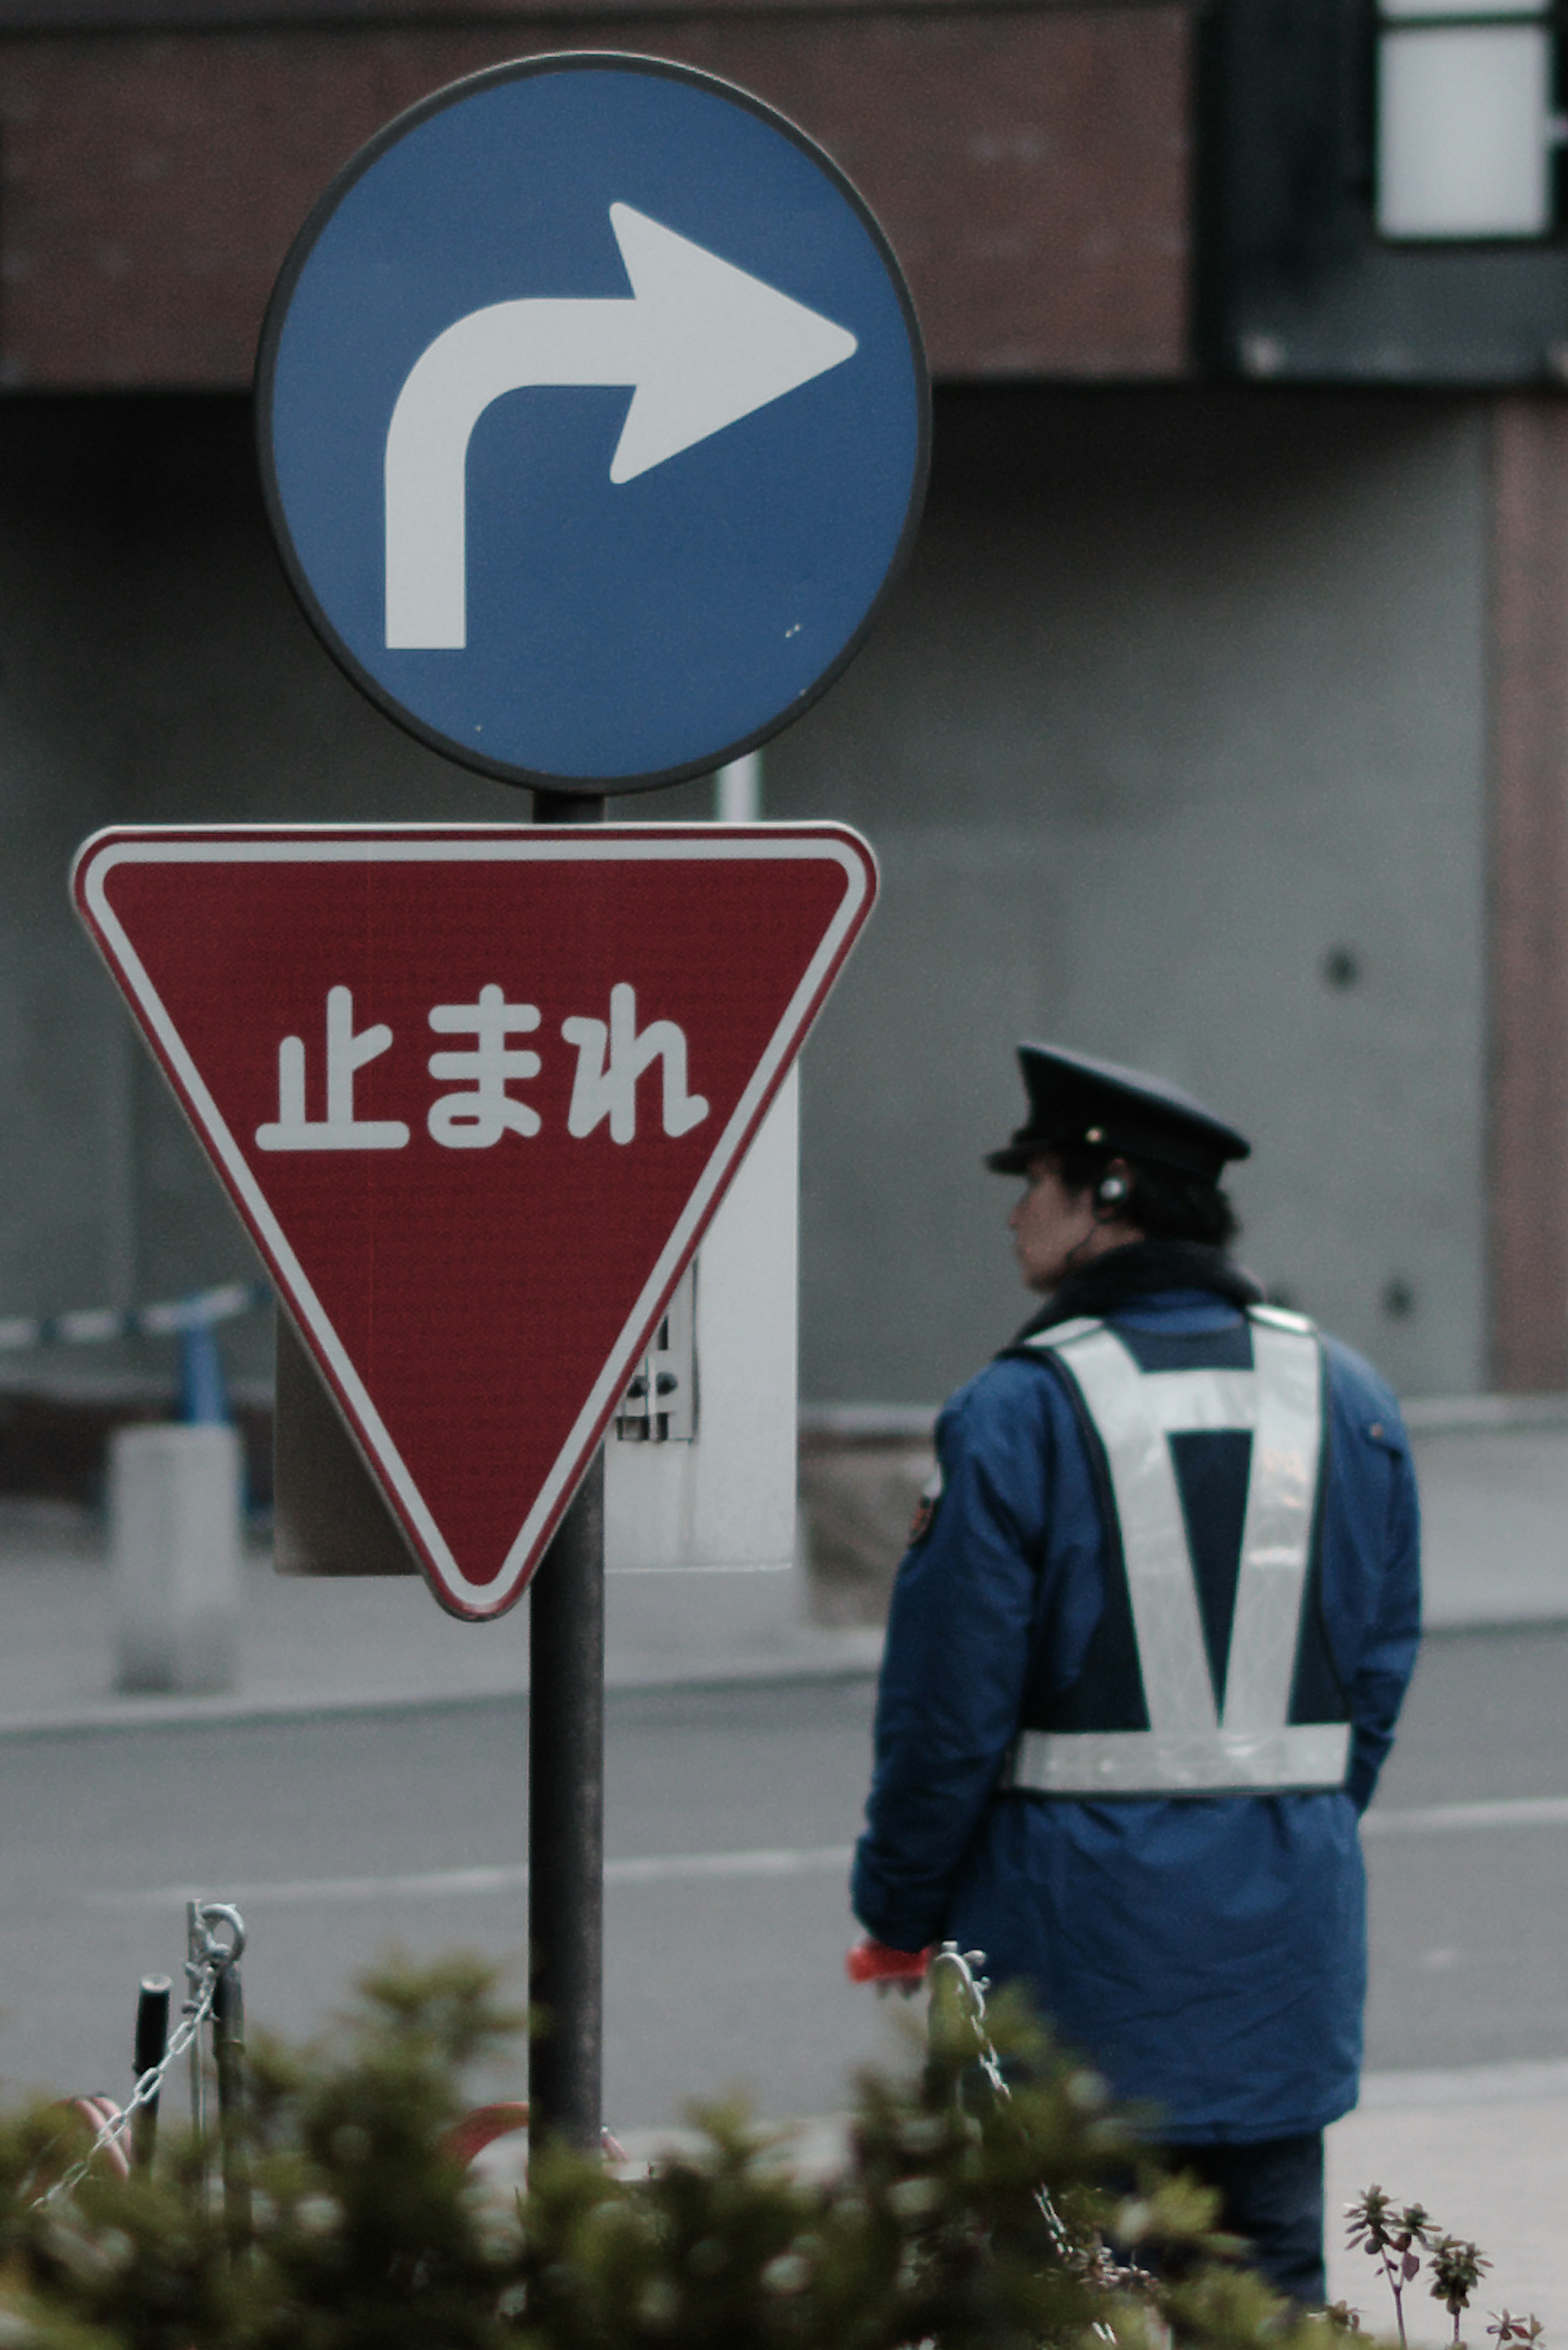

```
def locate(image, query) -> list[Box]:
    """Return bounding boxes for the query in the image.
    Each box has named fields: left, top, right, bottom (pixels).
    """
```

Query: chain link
left=36, top=1903, right=245, bottom=2206
left=929, top=1942, right=1143, bottom=2333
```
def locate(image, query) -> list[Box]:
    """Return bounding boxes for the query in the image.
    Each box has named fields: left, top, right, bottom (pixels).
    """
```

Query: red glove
left=442, top=2102, right=628, bottom=2167
left=846, top=1939, right=931, bottom=1989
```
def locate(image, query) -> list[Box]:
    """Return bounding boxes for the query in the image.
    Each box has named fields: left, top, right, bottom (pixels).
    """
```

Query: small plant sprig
left=1429, top=2227, right=1495, bottom=2340
left=1429, top=2234, right=1490, bottom=2346
left=1490, top=2317, right=1546, bottom=2350
left=1346, top=2188, right=1541, bottom=2350
left=1345, top=2186, right=1432, bottom=2348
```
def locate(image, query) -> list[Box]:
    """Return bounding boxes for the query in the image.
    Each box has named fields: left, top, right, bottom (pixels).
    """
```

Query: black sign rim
left=253, top=48, right=931, bottom=797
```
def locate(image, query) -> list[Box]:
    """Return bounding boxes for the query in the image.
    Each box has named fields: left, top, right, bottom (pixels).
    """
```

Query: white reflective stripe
left=1009, top=1721, right=1350, bottom=1796
left=1028, top=1333, right=1259, bottom=1430
left=1020, top=1311, right=1340, bottom=1798
left=1222, top=1322, right=1323, bottom=1737
left=1046, top=1326, right=1218, bottom=1739
left=1143, top=1369, right=1258, bottom=1431
left=1025, top=1316, right=1102, bottom=1347
left=1249, top=1302, right=1315, bottom=1335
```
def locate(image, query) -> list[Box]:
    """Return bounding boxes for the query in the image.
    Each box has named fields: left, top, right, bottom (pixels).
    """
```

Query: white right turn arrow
left=383, top=203, right=860, bottom=651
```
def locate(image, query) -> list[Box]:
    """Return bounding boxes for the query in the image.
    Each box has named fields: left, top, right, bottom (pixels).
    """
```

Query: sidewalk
left=476, top=2061, right=1568, bottom=2338
left=0, top=1501, right=882, bottom=1733
left=0, top=1398, right=1566, bottom=1729
left=1325, top=2062, right=1568, bottom=2335
left=1407, top=1402, right=1568, bottom=1630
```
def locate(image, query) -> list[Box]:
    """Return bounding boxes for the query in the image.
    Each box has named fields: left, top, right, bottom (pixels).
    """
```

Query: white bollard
left=110, top=1423, right=243, bottom=1694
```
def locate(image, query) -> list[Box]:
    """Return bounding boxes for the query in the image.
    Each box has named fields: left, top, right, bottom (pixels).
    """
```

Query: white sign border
left=73, top=822, right=876, bottom=1618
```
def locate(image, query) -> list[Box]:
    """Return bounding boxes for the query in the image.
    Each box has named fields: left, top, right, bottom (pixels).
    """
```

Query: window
left=1377, top=0, right=1558, bottom=239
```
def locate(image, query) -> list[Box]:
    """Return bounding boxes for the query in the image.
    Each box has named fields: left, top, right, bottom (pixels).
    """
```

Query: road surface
left=0, top=1627, right=1561, bottom=2131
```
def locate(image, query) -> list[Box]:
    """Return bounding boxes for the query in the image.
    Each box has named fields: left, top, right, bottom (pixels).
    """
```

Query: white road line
left=84, top=1793, right=1568, bottom=1913
left=1363, top=1794, right=1568, bottom=1835
left=605, top=2063, right=1568, bottom=2164
left=86, top=1843, right=856, bottom=1910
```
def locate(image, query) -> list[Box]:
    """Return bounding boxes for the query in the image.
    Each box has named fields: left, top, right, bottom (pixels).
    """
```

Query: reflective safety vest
left=1005, top=1304, right=1350, bottom=1799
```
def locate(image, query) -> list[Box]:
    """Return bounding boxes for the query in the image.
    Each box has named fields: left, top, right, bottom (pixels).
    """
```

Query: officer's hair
left=1054, top=1142, right=1240, bottom=1249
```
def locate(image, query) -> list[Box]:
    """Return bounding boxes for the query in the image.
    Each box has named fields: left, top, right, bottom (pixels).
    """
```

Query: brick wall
left=0, top=4, right=1192, bottom=386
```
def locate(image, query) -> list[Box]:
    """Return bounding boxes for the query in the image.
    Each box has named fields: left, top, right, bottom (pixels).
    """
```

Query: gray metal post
left=212, top=1956, right=251, bottom=2243
left=528, top=784, right=607, bottom=2152
left=131, top=1975, right=171, bottom=2173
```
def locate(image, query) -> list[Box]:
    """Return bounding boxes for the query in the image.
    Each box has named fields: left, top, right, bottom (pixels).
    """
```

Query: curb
left=0, top=1646, right=885, bottom=1739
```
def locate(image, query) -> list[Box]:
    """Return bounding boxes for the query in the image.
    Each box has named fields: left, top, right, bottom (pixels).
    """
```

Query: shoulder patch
left=908, top=1462, right=944, bottom=1545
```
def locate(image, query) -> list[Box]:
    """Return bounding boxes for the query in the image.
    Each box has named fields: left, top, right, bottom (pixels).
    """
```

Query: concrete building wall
left=0, top=385, right=1489, bottom=1406
left=0, top=396, right=509, bottom=1389
left=768, top=387, right=1490, bottom=1405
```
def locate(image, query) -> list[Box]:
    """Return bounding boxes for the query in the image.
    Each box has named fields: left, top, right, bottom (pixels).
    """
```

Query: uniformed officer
left=849, top=1042, right=1421, bottom=2305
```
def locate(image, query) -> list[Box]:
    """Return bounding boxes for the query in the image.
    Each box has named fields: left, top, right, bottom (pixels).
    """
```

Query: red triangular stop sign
left=73, top=824, right=877, bottom=1618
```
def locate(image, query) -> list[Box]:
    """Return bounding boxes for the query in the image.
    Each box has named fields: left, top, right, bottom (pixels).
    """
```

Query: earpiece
left=1097, top=1173, right=1129, bottom=1206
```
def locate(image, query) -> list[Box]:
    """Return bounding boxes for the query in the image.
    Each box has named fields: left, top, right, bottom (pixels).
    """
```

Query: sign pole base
left=528, top=783, right=607, bottom=2153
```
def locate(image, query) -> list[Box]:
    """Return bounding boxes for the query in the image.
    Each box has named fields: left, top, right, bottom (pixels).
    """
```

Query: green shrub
left=0, top=1955, right=1338, bottom=2350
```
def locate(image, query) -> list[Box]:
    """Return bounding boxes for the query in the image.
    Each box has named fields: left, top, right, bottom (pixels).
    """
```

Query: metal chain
left=929, top=1942, right=1143, bottom=2331
left=36, top=1903, right=245, bottom=2205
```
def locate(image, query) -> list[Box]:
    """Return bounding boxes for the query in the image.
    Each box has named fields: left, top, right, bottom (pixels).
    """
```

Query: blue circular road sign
left=256, top=54, right=930, bottom=792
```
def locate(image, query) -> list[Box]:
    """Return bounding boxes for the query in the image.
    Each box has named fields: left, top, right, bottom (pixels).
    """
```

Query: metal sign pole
left=528, top=786, right=607, bottom=2152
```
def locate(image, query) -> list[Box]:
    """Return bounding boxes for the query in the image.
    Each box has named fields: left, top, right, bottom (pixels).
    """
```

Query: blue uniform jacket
left=852, top=1286, right=1421, bottom=2143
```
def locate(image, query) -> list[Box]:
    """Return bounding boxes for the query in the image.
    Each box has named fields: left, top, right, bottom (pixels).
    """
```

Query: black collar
left=1011, top=1239, right=1265, bottom=1347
